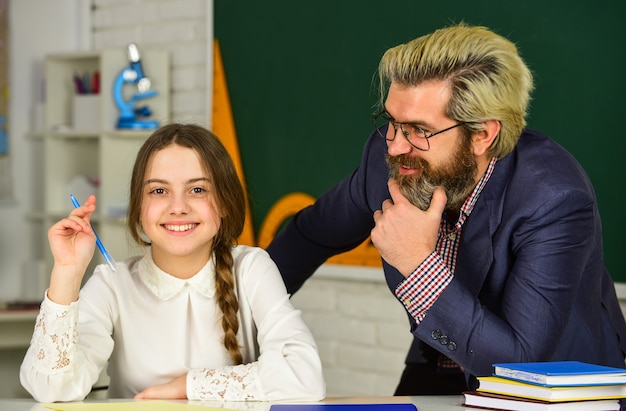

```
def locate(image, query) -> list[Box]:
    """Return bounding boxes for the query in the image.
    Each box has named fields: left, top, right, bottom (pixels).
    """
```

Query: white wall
left=91, top=0, right=211, bottom=123
left=0, top=0, right=89, bottom=301
left=292, top=265, right=413, bottom=396
left=0, top=0, right=89, bottom=398
left=0, top=0, right=212, bottom=301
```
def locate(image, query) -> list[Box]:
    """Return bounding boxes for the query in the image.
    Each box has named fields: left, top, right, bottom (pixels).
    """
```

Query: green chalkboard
left=214, top=1, right=626, bottom=281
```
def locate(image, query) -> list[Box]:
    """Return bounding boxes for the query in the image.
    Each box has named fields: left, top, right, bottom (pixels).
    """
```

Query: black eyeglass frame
left=371, top=110, right=472, bottom=151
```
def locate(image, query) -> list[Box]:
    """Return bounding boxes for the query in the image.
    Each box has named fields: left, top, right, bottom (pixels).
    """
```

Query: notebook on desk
left=270, top=404, right=417, bottom=411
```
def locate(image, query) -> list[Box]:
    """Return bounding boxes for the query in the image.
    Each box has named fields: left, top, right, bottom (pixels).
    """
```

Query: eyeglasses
left=371, top=110, right=471, bottom=151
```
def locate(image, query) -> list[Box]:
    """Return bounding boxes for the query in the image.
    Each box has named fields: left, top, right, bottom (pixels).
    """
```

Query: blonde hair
left=128, top=123, right=245, bottom=364
left=377, top=23, right=534, bottom=158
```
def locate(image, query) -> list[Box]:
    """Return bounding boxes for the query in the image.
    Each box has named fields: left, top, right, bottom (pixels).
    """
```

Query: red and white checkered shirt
left=395, top=157, right=497, bottom=324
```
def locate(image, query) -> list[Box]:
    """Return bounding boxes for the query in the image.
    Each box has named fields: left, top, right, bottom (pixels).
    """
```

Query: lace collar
left=137, top=250, right=216, bottom=301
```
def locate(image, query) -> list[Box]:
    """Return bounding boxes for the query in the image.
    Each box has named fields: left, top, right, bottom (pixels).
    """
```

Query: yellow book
left=477, top=376, right=626, bottom=402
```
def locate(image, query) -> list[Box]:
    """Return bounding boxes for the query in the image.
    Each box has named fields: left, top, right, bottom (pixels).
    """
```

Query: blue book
left=270, top=404, right=417, bottom=411
left=493, top=361, right=626, bottom=387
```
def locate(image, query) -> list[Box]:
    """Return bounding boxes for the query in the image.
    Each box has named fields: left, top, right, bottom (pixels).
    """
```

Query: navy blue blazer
left=267, top=128, right=626, bottom=383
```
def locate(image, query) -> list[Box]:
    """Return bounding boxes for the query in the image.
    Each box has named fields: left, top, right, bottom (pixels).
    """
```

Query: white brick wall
left=291, top=265, right=413, bottom=397
left=92, top=0, right=211, bottom=124
left=615, top=284, right=626, bottom=317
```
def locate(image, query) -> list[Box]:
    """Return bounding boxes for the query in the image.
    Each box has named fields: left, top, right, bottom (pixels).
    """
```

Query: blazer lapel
left=455, top=158, right=508, bottom=296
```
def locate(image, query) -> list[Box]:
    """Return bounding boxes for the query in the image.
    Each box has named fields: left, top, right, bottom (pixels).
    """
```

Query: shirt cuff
left=395, top=251, right=453, bottom=324
left=31, top=291, right=80, bottom=372
left=187, top=363, right=263, bottom=401
left=43, top=288, right=80, bottom=311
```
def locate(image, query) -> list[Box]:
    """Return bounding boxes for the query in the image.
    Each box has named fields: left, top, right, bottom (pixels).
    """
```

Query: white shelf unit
left=39, top=49, right=170, bottom=274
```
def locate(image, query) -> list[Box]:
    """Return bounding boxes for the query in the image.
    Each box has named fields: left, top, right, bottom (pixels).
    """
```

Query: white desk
left=0, top=396, right=470, bottom=411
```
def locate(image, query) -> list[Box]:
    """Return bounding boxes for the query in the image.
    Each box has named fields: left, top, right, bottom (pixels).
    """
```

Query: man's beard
left=386, top=139, right=478, bottom=211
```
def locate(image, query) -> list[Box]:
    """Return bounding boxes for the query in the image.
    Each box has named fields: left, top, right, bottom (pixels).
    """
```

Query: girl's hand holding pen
left=47, top=195, right=98, bottom=305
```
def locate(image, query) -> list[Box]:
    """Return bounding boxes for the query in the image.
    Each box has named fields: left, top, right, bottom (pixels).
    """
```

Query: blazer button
left=438, top=335, right=449, bottom=345
left=447, top=341, right=457, bottom=351
left=431, top=330, right=442, bottom=340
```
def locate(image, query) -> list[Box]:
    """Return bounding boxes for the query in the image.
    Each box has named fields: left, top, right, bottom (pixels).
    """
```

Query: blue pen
left=69, top=194, right=117, bottom=272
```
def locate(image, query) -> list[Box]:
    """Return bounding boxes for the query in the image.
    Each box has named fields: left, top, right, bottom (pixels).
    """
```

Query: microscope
left=113, top=43, right=159, bottom=129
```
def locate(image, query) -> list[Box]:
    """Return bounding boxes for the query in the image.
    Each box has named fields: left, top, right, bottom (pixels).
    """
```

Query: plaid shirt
left=395, top=157, right=497, bottom=324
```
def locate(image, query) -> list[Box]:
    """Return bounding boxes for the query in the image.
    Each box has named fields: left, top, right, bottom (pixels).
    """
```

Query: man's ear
left=472, top=120, right=501, bottom=157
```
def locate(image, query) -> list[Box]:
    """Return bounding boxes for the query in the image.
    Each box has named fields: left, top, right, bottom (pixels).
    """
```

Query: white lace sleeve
left=187, top=362, right=265, bottom=401
left=30, top=297, right=79, bottom=372
left=21, top=277, right=115, bottom=403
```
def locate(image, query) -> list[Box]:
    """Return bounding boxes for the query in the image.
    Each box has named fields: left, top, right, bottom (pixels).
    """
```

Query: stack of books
left=463, top=361, right=626, bottom=410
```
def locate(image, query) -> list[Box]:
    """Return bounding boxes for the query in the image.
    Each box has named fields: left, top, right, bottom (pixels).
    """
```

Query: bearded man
left=267, top=23, right=626, bottom=395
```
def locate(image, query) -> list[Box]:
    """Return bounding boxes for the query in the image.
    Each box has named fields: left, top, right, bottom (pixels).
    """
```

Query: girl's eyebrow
left=144, top=177, right=211, bottom=186
left=144, top=178, right=167, bottom=185
left=188, top=177, right=212, bottom=184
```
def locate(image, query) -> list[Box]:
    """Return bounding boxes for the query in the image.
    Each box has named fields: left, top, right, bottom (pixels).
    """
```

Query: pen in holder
left=72, top=70, right=100, bottom=131
left=69, top=194, right=117, bottom=272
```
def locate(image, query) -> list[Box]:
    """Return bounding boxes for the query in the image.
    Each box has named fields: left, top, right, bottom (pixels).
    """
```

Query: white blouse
left=19, top=246, right=325, bottom=403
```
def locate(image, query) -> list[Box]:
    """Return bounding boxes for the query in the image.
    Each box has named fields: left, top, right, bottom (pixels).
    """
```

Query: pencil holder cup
left=72, top=94, right=100, bottom=131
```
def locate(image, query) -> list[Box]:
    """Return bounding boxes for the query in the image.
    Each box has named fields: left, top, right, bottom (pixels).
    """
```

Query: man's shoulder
left=516, top=128, right=559, bottom=150
left=494, top=128, right=594, bottom=200
left=516, top=128, right=576, bottom=160
left=507, top=128, right=585, bottom=175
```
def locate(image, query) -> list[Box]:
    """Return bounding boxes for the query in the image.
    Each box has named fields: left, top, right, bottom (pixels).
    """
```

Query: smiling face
left=384, top=81, right=478, bottom=211
left=141, top=144, right=222, bottom=277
